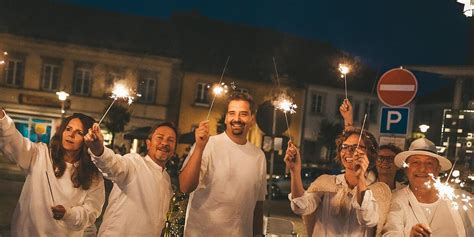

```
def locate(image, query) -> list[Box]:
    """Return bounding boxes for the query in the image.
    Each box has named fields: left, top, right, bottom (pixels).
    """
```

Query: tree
left=102, top=103, right=131, bottom=148
left=317, top=119, right=343, bottom=163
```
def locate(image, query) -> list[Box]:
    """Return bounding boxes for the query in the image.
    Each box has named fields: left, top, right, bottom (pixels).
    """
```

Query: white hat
left=394, top=138, right=452, bottom=171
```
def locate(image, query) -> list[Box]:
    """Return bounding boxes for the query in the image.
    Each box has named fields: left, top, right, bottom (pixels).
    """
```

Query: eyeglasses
left=340, top=143, right=366, bottom=152
left=377, top=155, right=395, bottom=163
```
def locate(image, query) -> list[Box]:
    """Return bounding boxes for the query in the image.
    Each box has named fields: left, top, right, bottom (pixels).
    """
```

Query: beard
left=230, top=121, right=245, bottom=135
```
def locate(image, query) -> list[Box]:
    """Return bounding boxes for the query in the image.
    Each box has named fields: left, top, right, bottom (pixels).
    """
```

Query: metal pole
left=268, top=108, right=277, bottom=215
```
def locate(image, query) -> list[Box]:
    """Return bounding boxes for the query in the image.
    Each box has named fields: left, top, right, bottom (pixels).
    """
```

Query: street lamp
left=56, top=91, right=69, bottom=119
left=0, top=51, right=7, bottom=65
left=419, top=124, right=430, bottom=133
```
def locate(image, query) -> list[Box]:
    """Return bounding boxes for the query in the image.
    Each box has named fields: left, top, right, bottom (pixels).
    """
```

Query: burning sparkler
left=424, top=172, right=473, bottom=212
left=98, top=83, right=141, bottom=125
left=206, top=57, right=230, bottom=120
left=338, top=63, right=351, bottom=100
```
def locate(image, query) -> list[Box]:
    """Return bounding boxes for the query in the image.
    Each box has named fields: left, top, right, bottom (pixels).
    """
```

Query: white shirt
left=90, top=147, right=172, bottom=237
left=289, top=174, right=379, bottom=237
left=382, top=187, right=472, bottom=237
left=0, top=114, right=105, bottom=237
left=182, top=132, right=267, bottom=237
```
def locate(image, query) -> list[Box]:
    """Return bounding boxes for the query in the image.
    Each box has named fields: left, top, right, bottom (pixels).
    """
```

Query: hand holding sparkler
left=84, top=123, right=105, bottom=156
left=98, top=83, right=140, bottom=125
left=194, top=120, right=210, bottom=149
left=284, top=141, right=301, bottom=169
left=339, top=99, right=353, bottom=129
left=409, top=223, right=432, bottom=237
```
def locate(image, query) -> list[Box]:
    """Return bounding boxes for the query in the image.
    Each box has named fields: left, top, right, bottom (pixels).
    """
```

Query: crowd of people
left=0, top=92, right=473, bottom=237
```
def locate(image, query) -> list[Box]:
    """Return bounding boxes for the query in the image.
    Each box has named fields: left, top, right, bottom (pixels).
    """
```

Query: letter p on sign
left=380, top=107, right=409, bottom=135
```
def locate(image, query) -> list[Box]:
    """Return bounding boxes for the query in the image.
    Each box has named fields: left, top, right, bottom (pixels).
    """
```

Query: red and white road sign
left=377, top=68, right=418, bottom=107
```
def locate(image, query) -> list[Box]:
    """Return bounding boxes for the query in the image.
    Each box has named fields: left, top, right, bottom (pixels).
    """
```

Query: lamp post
left=56, top=91, right=69, bottom=119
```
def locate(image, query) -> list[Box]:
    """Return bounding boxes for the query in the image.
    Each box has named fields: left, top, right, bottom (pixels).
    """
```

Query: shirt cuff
left=288, top=192, right=309, bottom=210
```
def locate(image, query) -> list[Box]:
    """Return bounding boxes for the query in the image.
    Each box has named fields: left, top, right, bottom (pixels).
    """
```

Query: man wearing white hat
left=382, top=138, right=474, bottom=237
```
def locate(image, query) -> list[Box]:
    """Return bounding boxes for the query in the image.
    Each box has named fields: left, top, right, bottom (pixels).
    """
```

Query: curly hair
left=50, top=113, right=101, bottom=190
left=334, top=127, right=379, bottom=172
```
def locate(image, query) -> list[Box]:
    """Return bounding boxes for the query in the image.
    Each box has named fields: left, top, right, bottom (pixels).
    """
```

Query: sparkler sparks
left=272, top=93, right=297, bottom=114
left=424, top=173, right=473, bottom=211
left=98, top=83, right=141, bottom=125
left=208, top=82, right=229, bottom=96
left=402, top=161, right=410, bottom=168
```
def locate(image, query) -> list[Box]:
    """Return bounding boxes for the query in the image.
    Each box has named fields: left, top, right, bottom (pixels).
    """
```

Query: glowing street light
left=56, top=91, right=69, bottom=119
left=0, top=51, right=7, bottom=65
left=419, top=124, right=430, bottom=133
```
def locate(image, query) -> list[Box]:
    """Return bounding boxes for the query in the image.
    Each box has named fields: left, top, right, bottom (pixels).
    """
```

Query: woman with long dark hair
left=0, top=110, right=104, bottom=236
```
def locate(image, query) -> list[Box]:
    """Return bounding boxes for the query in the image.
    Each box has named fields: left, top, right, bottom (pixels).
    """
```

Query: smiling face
left=405, top=155, right=441, bottom=189
left=225, top=100, right=254, bottom=139
left=339, top=134, right=366, bottom=171
left=146, top=126, right=177, bottom=168
left=376, top=148, right=398, bottom=176
left=61, top=118, right=86, bottom=152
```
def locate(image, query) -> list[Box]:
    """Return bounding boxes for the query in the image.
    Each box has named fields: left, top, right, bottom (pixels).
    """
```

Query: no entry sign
left=377, top=68, right=418, bottom=107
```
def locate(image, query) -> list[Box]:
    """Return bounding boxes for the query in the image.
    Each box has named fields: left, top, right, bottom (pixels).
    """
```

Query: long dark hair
left=50, top=113, right=100, bottom=190
left=335, top=127, right=379, bottom=173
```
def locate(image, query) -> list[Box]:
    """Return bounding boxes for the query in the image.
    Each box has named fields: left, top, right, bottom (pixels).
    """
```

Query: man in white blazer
left=382, top=138, right=474, bottom=237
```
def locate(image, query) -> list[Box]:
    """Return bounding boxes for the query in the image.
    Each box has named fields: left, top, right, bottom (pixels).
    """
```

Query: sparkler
left=98, top=83, right=140, bottom=125
left=272, top=57, right=298, bottom=141
left=206, top=56, right=230, bottom=120
left=349, top=113, right=367, bottom=170
left=45, top=172, right=55, bottom=204
left=338, top=63, right=351, bottom=100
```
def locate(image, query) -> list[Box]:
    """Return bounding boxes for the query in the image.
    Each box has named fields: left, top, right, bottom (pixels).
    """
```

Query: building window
left=364, top=101, right=378, bottom=123
left=235, top=87, right=249, bottom=94
left=73, top=66, right=92, bottom=96
left=4, top=58, right=24, bottom=87
left=41, top=62, right=61, bottom=91
left=138, top=73, right=157, bottom=104
left=310, top=92, right=325, bottom=114
left=195, top=82, right=210, bottom=105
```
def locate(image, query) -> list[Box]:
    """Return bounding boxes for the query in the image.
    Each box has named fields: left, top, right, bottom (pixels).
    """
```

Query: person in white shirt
left=179, top=92, right=267, bottom=237
left=285, top=127, right=391, bottom=237
left=84, top=121, right=177, bottom=236
left=0, top=110, right=105, bottom=237
left=340, top=99, right=405, bottom=191
left=382, top=138, right=474, bottom=237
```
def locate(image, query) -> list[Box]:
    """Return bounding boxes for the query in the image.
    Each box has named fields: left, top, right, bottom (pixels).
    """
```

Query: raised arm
left=284, top=141, right=304, bottom=198
left=84, top=123, right=135, bottom=185
left=339, top=99, right=354, bottom=129
left=0, top=110, right=38, bottom=172
left=179, top=120, right=209, bottom=193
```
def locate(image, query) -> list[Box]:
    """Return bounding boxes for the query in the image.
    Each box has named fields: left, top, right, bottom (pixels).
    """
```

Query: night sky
left=58, top=0, right=472, bottom=94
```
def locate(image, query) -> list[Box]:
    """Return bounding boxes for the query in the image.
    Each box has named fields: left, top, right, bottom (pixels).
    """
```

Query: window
left=195, top=82, right=210, bottom=105
left=235, top=87, right=249, bottom=94
left=310, top=92, right=325, bottom=114
left=41, top=61, right=61, bottom=91
left=364, top=101, right=378, bottom=123
left=73, top=66, right=92, bottom=96
left=4, top=58, right=24, bottom=87
left=138, top=72, right=157, bottom=104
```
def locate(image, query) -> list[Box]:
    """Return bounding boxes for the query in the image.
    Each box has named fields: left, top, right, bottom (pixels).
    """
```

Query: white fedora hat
left=394, top=138, right=452, bottom=171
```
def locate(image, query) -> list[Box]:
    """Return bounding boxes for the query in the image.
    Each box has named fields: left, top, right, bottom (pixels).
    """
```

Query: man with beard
left=179, top=92, right=267, bottom=237
left=84, top=122, right=177, bottom=236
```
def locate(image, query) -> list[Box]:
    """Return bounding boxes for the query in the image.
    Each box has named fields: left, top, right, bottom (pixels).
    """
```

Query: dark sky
left=59, top=0, right=471, bottom=94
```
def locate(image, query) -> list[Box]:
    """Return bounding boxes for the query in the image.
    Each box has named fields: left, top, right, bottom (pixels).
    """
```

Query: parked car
left=268, top=167, right=341, bottom=199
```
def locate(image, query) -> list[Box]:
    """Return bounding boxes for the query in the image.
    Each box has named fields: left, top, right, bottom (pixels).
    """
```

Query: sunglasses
left=377, top=155, right=395, bottom=163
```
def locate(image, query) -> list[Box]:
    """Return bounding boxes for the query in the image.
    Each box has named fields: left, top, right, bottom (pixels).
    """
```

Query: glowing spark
left=111, top=84, right=140, bottom=105
left=468, top=175, right=474, bottom=181
left=402, top=161, right=410, bottom=168
left=339, top=63, right=350, bottom=75
left=209, top=83, right=229, bottom=96
left=273, top=94, right=297, bottom=114
left=0, top=60, right=4, bottom=65
left=452, top=170, right=460, bottom=178
left=424, top=173, right=473, bottom=211
left=230, top=81, right=237, bottom=90
left=3, top=51, right=7, bottom=56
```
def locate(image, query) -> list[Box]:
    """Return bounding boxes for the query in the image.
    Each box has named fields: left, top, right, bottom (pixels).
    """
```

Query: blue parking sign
left=380, top=107, right=409, bottom=135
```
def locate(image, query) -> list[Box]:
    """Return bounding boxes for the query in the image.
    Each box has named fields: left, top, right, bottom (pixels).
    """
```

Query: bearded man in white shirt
left=84, top=121, right=177, bottom=236
left=179, top=92, right=267, bottom=237
left=382, top=138, right=474, bottom=237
